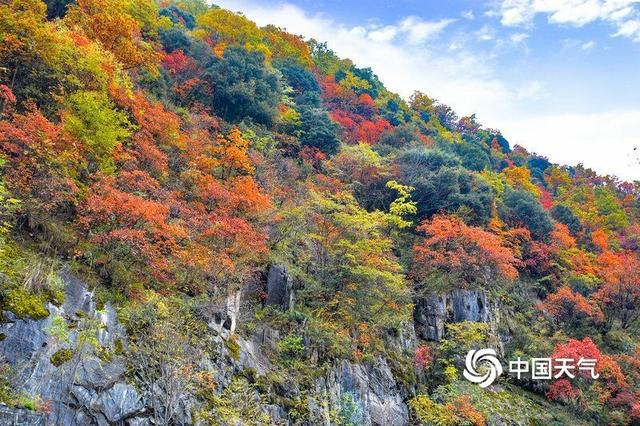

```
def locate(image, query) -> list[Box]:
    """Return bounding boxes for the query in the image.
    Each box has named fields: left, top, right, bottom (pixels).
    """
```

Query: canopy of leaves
left=2, top=1, right=640, bottom=422
left=201, top=46, right=280, bottom=125
left=413, top=214, right=519, bottom=291
left=500, top=188, right=554, bottom=239
left=395, top=148, right=494, bottom=225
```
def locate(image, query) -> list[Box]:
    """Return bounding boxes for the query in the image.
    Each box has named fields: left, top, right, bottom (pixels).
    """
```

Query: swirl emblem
left=463, top=348, right=503, bottom=388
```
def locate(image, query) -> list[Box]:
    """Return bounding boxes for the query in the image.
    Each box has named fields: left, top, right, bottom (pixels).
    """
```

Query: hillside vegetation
left=1, top=0, right=639, bottom=424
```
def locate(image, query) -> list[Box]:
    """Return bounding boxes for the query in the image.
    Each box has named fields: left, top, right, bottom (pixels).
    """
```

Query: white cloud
left=503, top=111, right=640, bottom=180
left=614, top=18, right=640, bottom=41
left=510, top=32, right=530, bottom=42
left=462, top=10, right=476, bottom=20
left=492, top=0, right=640, bottom=42
left=581, top=40, right=597, bottom=49
left=498, top=0, right=537, bottom=27
left=398, top=16, right=455, bottom=44
left=213, top=0, right=640, bottom=180
left=516, top=80, right=546, bottom=99
left=476, top=25, right=496, bottom=40
left=367, top=25, right=398, bottom=42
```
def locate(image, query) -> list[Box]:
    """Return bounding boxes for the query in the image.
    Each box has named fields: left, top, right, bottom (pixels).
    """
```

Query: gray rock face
left=256, top=325, right=280, bottom=351
left=450, top=289, right=491, bottom=323
left=0, top=271, right=141, bottom=425
left=96, top=383, right=145, bottom=423
left=264, top=404, right=288, bottom=425
left=0, top=404, right=45, bottom=425
left=0, top=267, right=466, bottom=426
left=126, top=417, right=152, bottom=426
left=207, top=289, right=242, bottom=337
left=414, top=294, right=448, bottom=341
left=0, top=312, right=48, bottom=367
left=414, top=289, right=494, bottom=341
left=312, top=358, right=409, bottom=426
left=74, top=356, right=126, bottom=390
left=68, top=381, right=145, bottom=425
left=265, top=264, right=294, bottom=310
left=237, top=335, right=273, bottom=376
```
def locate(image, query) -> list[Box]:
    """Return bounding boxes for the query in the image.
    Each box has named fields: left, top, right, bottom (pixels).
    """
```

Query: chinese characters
left=508, top=357, right=599, bottom=380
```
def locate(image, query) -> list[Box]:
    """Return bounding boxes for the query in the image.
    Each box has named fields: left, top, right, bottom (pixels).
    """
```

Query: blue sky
left=216, top=0, right=640, bottom=180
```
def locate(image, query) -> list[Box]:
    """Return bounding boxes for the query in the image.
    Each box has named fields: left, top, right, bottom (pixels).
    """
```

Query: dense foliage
left=1, top=0, right=639, bottom=424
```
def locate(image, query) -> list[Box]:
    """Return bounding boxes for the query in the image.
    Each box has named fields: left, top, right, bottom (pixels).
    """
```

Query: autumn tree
left=79, top=176, right=187, bottom=287
left=0, top=0, right=81, bottom=115
left=326, top=143, right=392, bottom=211
left=502, top=165, right=540, bottom=196
left=263, top=25, right=312, bottom=67
left=547, top=337, right=626, bottom=415
left=63, top=90, right=132, bottom=171
left=65, top=0, right=158, bottom=71
left=592, top=252, right=640, bottom=329
left=537, top=287, right=604, bottom=329
left=271, top=190, right=411, bottom=358
left=0, top=109, right=79, bottom=237
left=195, top=7, right=265, bottom=55
left=412, top=214, right=519, bottom=291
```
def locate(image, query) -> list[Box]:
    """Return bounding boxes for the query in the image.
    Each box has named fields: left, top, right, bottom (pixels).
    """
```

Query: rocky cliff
left=0, top=266, right=505, bottom=425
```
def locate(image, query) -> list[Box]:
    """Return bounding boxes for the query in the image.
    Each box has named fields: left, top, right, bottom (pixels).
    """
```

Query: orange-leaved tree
left=537, top=287, right=604, bottom=327
left=592, top=251, right=640, bottom=330
left=412, top=214, right=519, bottom=291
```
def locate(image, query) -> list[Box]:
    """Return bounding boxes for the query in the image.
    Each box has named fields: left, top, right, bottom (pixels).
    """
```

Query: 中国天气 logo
left=463, top=348, right=503, bottom=388
left=462, top=348, right=600, bottom=387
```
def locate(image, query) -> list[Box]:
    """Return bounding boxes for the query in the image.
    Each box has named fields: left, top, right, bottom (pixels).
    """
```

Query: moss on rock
left=50, top=348, right=74, bottom=367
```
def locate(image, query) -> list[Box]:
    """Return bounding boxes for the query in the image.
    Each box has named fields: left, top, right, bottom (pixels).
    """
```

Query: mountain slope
left=0, top=0, right=639, bottom=424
